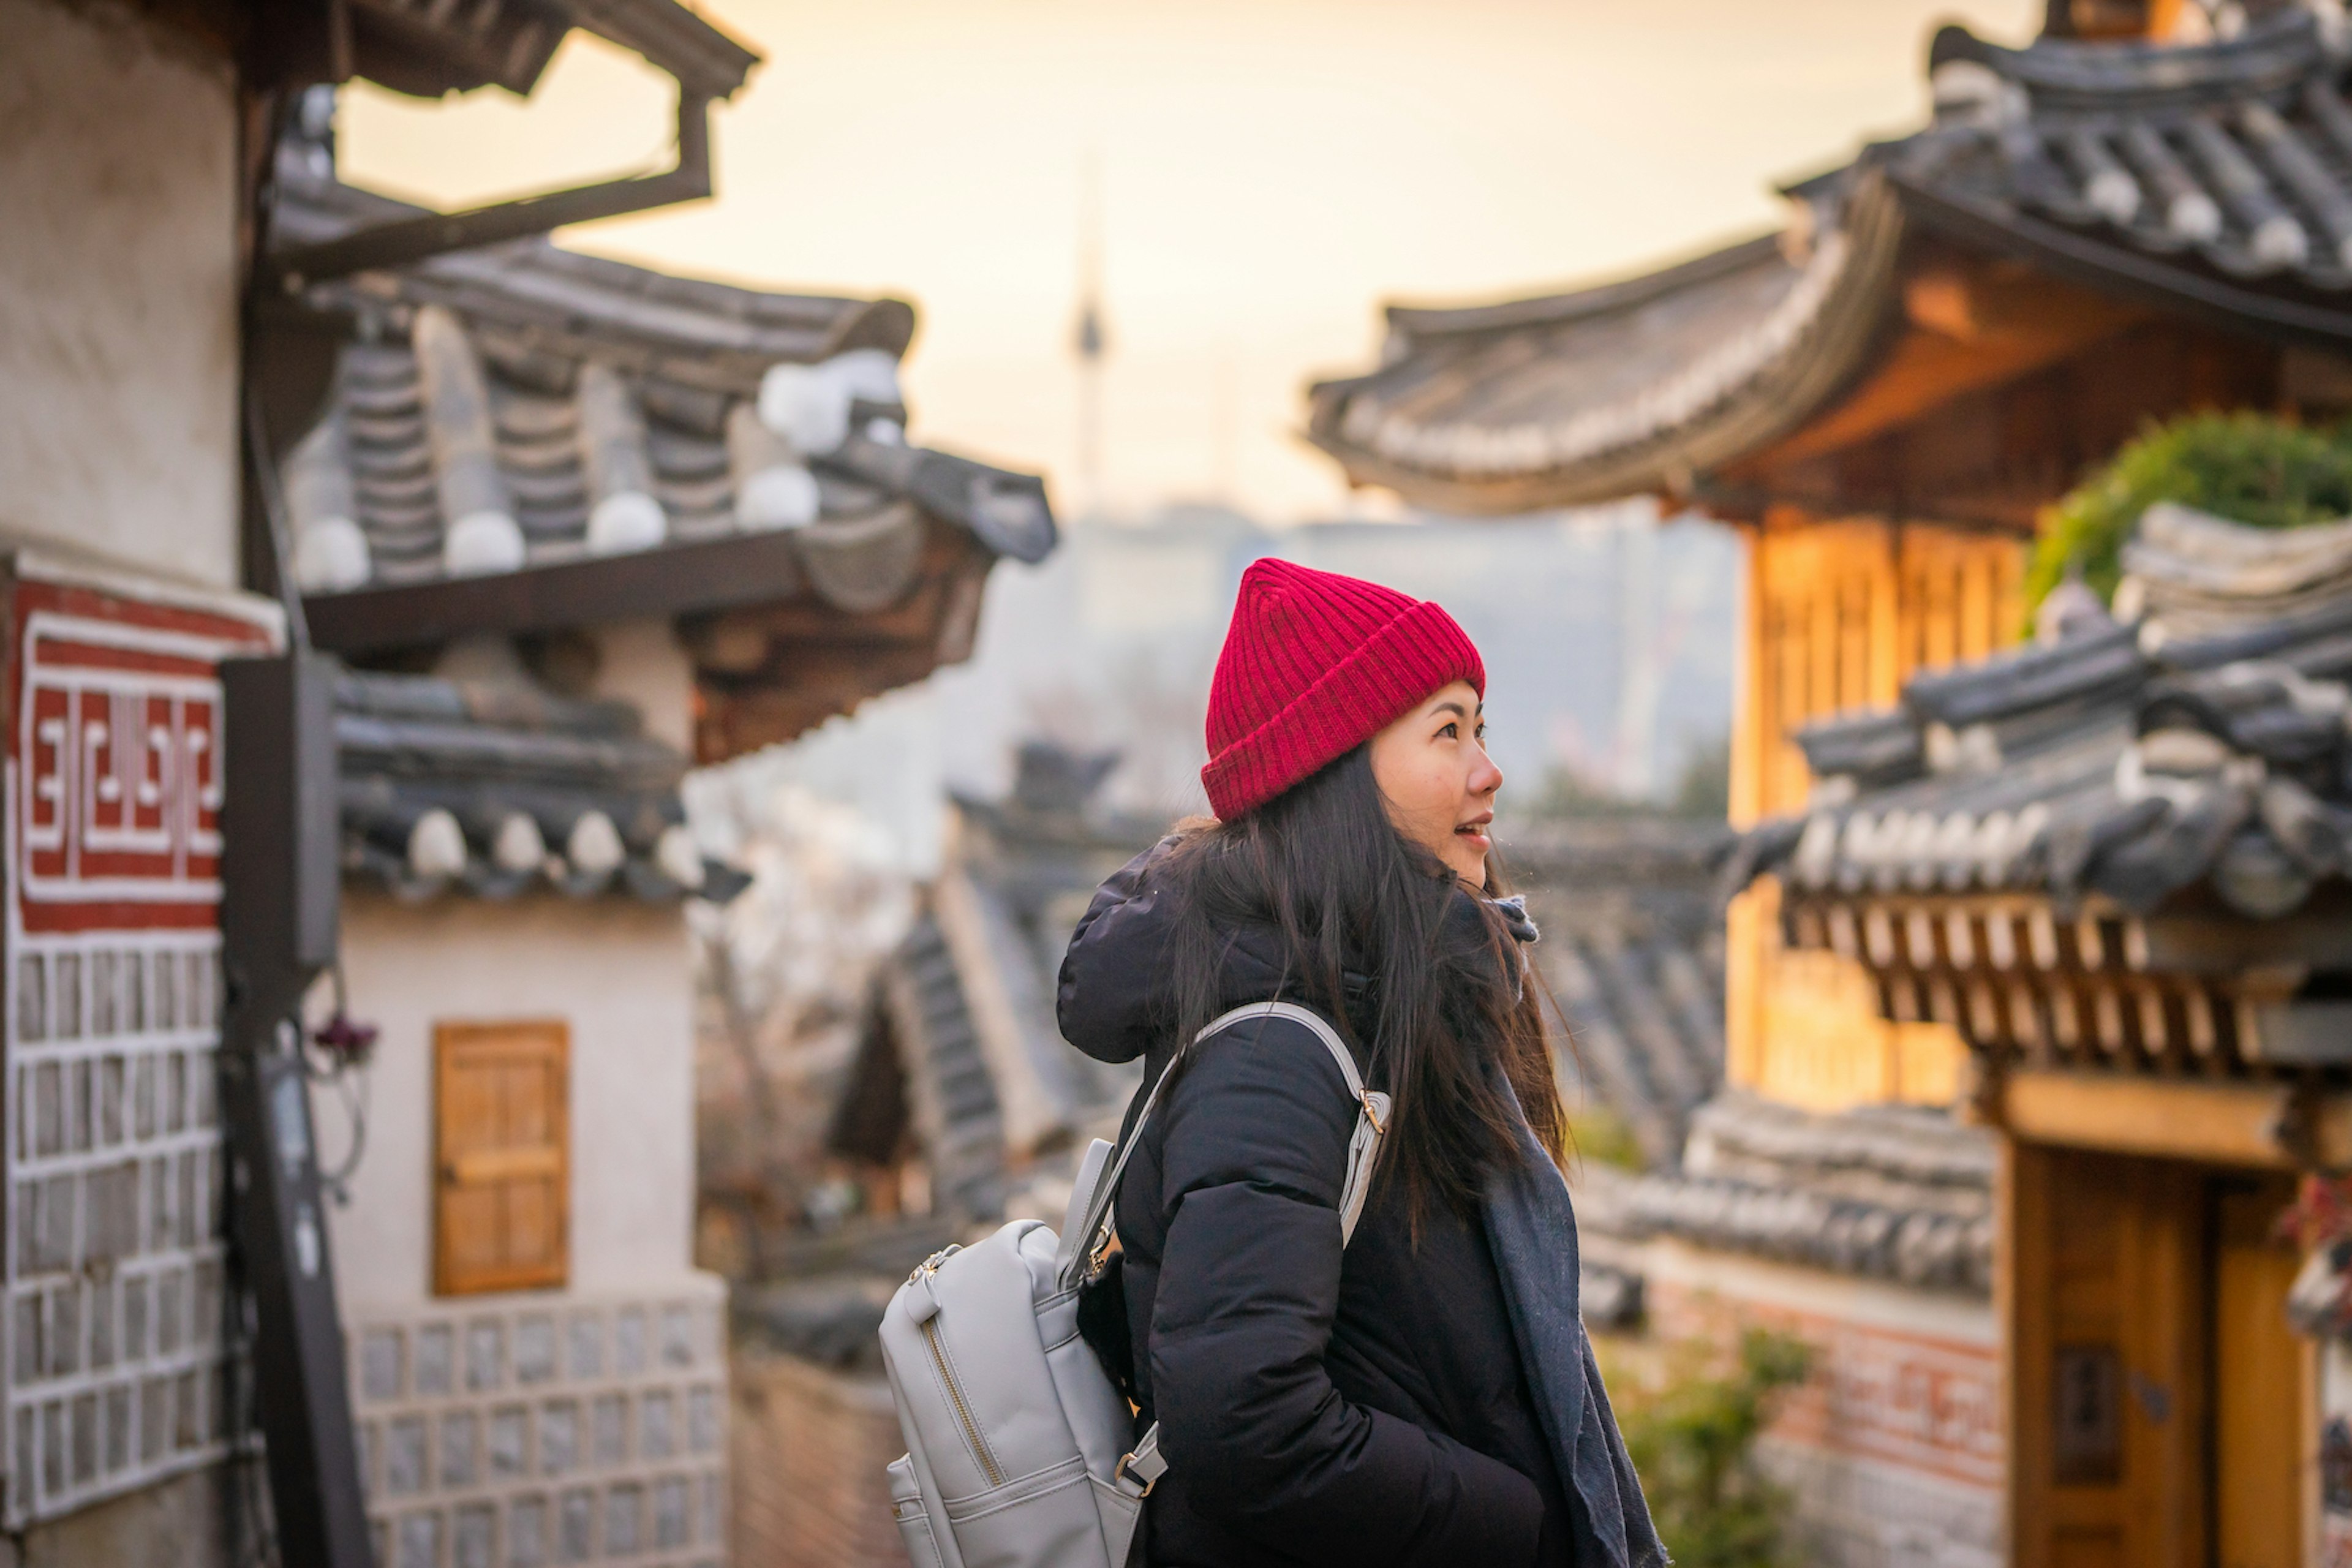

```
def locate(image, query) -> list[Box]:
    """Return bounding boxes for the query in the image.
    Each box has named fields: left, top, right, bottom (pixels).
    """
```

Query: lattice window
left=434, top=1021, right=569, bottom=1297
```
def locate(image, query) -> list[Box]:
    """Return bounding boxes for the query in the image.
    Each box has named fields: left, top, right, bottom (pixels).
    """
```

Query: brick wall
left=729, top=1348, right=903, bottom=1568
left=1644, top=1269, right=2002, bottom=1568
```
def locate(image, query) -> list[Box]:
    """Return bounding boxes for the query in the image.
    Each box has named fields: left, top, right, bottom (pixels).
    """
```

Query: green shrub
left=1566, top=1105, right=1648, bottom=1173
left=2024, top=412, right=2352, bottom=618
left=1609, top=1327, right=1815, bottom=1568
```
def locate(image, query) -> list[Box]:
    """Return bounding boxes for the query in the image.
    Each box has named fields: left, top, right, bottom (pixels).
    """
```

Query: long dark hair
left=1154, top=745, right=1565, bottom=1219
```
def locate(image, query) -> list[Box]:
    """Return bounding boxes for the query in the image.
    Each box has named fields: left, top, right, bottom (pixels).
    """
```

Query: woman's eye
left=1437, top=722, right=1458, bottom=740
left=1475, top=725, right=1487, bottom=743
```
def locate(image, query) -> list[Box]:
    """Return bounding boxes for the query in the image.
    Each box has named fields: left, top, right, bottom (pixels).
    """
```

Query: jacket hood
left=1055, top=838, right=1284, bottom=1065
left=1054, top=838, right=1539, bottom=1066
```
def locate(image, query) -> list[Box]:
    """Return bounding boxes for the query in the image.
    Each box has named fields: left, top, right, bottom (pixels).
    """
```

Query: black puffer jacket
left=1057, top=845, right=1572, bottom=1567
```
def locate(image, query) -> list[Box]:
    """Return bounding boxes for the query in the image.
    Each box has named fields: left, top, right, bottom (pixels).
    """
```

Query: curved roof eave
left=1305, top=175, right=1911, bottom=514
left=1379, top=233, right=1793, bottom=345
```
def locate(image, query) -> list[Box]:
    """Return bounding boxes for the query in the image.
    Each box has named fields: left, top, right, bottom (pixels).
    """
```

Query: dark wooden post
left=219, top=651, right=373, bottom=1568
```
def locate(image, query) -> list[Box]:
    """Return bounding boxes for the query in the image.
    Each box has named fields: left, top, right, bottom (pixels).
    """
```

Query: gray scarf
left=1480, top=897, right=1668, bottom=1568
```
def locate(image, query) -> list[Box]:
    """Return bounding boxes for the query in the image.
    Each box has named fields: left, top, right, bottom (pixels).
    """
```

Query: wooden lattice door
left=433, top=1019, right=570, bottom=1295
left=1730, top=513, right=2024, bottom=1109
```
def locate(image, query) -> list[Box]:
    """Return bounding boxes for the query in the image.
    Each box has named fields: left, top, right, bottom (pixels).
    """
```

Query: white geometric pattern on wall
left=6, top=932, right=234, bottom=1524
left=2, top=584, right=275, bottom=1528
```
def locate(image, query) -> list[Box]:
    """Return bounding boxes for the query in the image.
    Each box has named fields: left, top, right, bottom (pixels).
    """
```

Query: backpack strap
left=1059, top=1000, right=1392, bottom=1506
left=1054, top=1000, right=1390, bottom=1291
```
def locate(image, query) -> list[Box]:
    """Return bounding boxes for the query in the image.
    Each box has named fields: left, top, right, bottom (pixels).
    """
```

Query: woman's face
left=1368, top=679, right=1503, bottom=886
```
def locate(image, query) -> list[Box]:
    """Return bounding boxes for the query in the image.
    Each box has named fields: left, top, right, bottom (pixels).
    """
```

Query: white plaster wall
left=589, top=619, right=694, bottom=753
left=321, top=892, right=701, bottom=1309
left=0, top=0, right=241, bottom=588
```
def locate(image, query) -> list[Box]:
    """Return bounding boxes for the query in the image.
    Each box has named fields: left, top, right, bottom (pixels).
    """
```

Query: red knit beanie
left=1201, top=558, right=1484, bottom=819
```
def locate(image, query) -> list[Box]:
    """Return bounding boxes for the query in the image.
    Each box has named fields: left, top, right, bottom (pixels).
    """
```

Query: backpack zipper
left=921, top=1315, right=1005, bottom=1487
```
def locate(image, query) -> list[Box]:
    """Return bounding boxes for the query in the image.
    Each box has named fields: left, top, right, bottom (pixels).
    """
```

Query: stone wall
left=729, top=1348, right=902, bottom=1568
left=0, top=1463, right=245, bottom=1567
left=347, top=1281, right=728, bottom=1568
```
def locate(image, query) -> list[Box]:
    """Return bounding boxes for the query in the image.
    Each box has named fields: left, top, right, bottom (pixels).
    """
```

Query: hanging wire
left=301, top=962, right=376, bottom=1205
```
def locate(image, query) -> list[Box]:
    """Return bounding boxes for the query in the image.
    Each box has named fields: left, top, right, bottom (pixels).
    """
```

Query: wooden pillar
left=2212, top=1177, right=2310, bottom=1568
left=1725, top=522, right=1768, bottom=1090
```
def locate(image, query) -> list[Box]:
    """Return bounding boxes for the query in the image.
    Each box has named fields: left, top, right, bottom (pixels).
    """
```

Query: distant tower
left=1611, top=499, right=1664, bottom=800
left=1072, top=153, right=1108, bottom=520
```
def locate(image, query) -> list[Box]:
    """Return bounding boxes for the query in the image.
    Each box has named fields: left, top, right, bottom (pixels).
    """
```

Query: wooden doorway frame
left=2003, top=1139, right=2311, bottom=1567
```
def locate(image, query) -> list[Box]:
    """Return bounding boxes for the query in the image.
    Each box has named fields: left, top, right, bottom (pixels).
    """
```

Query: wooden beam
left=2002, top=1068, right=2352, bottom=1167
left=305, top=529, right=813, bottom=654
left=1738, top=266, right=2145, bottom=469
left=2134, top=909, right=2352, bottom=974
left=308, top=516, right=985, bottom=657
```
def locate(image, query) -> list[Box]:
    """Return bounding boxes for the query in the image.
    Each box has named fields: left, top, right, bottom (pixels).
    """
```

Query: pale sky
left=342, top=0, right=2041, bottom=525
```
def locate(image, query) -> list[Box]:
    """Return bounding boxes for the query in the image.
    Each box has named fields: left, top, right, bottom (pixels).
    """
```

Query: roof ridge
left=1928, top=9, right=2328, bottom=113
left=1379, top=231, right=1792, bottom=342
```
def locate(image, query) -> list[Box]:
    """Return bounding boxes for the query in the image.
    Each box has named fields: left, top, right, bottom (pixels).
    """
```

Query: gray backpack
left=878, top=1000, right=1390, bottom=1568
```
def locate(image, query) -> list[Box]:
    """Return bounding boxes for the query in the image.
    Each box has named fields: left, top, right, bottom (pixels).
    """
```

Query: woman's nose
left=1472, top=750, right=1502, bottom=797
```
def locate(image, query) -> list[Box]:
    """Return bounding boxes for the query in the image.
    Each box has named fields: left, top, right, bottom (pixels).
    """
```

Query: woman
left=1057, top=559, right=1660, bottom=1568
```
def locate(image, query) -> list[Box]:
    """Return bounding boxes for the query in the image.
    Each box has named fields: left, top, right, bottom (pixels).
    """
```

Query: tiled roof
left=1512, top=821, right=1994, bottom=1301
left=856, top=910, right=1013, bottom=1224
left=831, top=748, right=1161, bottom=1224
left=1305, top=203, right=1896, bottom=513
left=1497, top=819, right=2001, bottom=1306
left=1577, top=1095, right=1996, bottom=1299
left=271, top=140, right=1054, bottom=635
left=1306, top=9, right=2352, bottom=512
left=273, top=152, right=918, bottom=409
left=1912, top=11, right=2352, bottom=291
left=337, top=669, right=745, bottom=903
left=1733, top=503, right=2352, bottom=922
left=271, top=127, right=1058, bottom=759
left=1508, top=819, right=1734, bottom=1170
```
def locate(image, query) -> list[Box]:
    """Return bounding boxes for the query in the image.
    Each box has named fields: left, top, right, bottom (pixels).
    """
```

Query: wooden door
left=2210, top=1176, right=2304, bottom=1568
left=2008, top=1145, right=2207, bottom=1568
left=433, top=1019, right=569, bottom=1295
left=2012, top=1152, right=2315, bottom=1568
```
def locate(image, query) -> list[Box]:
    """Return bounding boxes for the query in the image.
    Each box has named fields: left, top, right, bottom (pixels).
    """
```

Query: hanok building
left=265, top=93, right=1056, bottom=1568
left=329, top=668, right=746, bottom=1568
left=1306, top=5, right=2352, bottom=1565
left=0, top=0, right=796, bottom=1561
left=1507, top=818, right=1735, bottom=1178
left=1731, top=502, right=2352, bottom=1568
